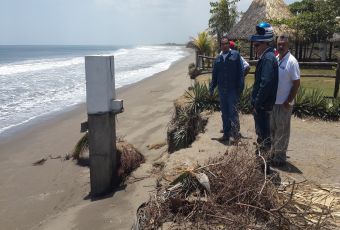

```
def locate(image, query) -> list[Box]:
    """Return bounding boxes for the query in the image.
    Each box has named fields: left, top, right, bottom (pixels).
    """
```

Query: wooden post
left=195, top=50, right=199, bottom=68
left=85, top=56, right=123, bottom=196
left=295, top=40, right=299, bottom=60
left=329, top=42, right=333, bottom=61
left=334, top=58, right=340, bottom=98
left=250, top=41, right=253, bottom=60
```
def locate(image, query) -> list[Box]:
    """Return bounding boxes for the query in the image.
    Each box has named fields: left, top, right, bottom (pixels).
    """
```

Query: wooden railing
left=197, top=55, right=340, bottom=98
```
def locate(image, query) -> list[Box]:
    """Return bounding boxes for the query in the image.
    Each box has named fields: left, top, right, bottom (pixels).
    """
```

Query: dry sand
left=160, top=112, right=340, bottom=185
left=0, top=51, right=194, bottom=230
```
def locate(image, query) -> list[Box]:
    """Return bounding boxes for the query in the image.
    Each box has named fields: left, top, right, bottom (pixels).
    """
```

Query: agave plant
left=184, top=82, right=219, bottom=113
left=325, top=97, right=340, bottom=121
left=293, top=87, right=340, bottom=120
left=306, top=89, right=327, bottom=118
left=293, top=87, right=310, bottom=118
left=167, top=105, right=203, bottom=153
left=238, top=85, right=253, bottom=114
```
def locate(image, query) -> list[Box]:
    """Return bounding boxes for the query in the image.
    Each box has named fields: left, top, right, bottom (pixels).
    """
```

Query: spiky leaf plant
left=293, top=87, right=310, bottom=118
left=306, top=89, right=327, bottom=118
left=184, top=82, right=219, bottom=113
left=325, top=97, right=340, bottom=121
left=167, top=105, right=207, bottom=153
left=238, top=85, right=253, bottom=114
left=293, top=87, right=339, bottom=120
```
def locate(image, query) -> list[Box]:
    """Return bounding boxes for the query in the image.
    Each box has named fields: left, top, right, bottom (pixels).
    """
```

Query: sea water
left=0, top=45, right=188, bottom=136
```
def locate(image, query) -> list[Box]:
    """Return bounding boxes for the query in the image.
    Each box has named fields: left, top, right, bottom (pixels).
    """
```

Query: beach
left=1, top=47, right=339, bottom=229
left=0, top=51, right=193, bottom=229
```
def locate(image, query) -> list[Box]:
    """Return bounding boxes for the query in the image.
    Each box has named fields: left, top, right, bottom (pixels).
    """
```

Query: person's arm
left=283, top=61, right=301, bottom=109
left=254, top=58, right=275, bottom=109
left=237, top=53, right=244, bottom=92
left=241, top=56, right=250, bottom=77
left=283, top=79, right=300, bottom=109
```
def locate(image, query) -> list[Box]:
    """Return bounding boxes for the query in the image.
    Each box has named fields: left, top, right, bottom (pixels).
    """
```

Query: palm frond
left=72, top=132, right=88, bottom=160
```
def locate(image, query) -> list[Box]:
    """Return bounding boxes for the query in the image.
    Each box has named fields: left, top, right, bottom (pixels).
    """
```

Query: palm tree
left=191, top=31, right=212, bottom=69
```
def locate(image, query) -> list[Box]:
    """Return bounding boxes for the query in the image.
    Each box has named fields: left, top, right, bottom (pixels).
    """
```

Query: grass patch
left=197, top=71, right=338, bottom=99
left=245, top=75, right=338, bottom=98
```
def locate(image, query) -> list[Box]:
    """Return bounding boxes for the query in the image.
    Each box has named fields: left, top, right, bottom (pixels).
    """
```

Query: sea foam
left=0, top=45, right=188, bottom=135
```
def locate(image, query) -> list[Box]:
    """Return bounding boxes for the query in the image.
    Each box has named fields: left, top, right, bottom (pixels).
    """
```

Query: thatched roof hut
left=228, top=0, right=292, bottom=40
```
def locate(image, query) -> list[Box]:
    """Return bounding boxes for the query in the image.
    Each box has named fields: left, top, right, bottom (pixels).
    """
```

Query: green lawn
left=196, top=69, right=338, bottom=98
left=245, top=68, right=338, bottom=98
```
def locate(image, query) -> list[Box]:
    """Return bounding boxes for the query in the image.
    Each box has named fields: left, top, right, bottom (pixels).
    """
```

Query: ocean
left=0, top=45, right=188, bottom=136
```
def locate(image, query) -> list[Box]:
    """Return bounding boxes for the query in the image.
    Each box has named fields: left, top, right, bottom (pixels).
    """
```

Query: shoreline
left=0, top=49, right=194, bottom=230
left=0, top=48, right=191, bottom=143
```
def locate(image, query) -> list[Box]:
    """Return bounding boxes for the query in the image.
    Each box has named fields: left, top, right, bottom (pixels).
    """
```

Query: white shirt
left=275, top=52, right=300, bottom=104
left=221, top=52, right=229, bottom=61
left=241, top=56, right=250, bottom=70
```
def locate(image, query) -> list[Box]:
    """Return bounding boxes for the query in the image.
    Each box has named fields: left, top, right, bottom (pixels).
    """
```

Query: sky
left=0, top=0, right=298, bottom=45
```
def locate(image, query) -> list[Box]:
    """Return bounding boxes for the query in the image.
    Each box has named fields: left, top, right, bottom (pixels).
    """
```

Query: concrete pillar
left=85, top=55, right=123, bottom=196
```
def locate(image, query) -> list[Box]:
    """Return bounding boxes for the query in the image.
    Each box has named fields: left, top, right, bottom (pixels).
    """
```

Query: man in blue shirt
left=250, top=22, right=279, bottom=158
left=210, top=36, right=243, bottom=143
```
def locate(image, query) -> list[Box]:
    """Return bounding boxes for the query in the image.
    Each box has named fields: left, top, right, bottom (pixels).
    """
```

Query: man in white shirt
left=270, top=34, right=300, bottom=167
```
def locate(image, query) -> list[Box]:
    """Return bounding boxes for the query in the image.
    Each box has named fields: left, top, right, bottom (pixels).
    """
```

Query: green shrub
left=325, top=97, right=340, bottom=120
left=184, top=82, right=219, bottom=113
left=293, top=87, right=340, bottom=121
left=239, top=85, right=253, bottom=114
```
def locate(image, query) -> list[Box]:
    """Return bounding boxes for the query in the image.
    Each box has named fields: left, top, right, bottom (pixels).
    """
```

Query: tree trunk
left=299, top=41, right=303, bottom=61
left=329, top=42, right=333, bottom=61
left=309, top=42, right=314, bottom=59
left=303, top=42, right=308, bottom=60
left=334, top=58, right=340, bottom=98
left=295, top=40, right=299, bottom=59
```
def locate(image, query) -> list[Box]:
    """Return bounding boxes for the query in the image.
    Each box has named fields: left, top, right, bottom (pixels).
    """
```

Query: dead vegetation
left=135, top=145, right=339, bottom=229
left=147, top=142, right=167, bottom=150
left=116, top=139, right=145, bottom=181
left=72, top=133, right=145, bottom=183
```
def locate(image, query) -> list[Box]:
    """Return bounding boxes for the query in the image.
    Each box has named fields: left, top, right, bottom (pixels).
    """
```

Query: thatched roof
left=228, top=0, right=293, bottom=40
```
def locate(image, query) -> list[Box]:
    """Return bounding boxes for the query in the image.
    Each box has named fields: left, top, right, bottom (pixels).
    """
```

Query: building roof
left=228, top=0, right=292, bottom=40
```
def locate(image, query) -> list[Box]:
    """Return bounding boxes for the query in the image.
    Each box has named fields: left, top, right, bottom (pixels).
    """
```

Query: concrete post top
left=85, top=55, right=116, bottom=114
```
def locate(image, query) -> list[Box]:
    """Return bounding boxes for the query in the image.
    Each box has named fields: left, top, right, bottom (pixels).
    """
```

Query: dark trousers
left=219, top=90, right=238, bottom=138
left=253, top=108, right=271, bottom=154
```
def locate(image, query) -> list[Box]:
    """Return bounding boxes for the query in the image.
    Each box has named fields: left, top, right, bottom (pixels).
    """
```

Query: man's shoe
left=217, top=135, right=229, bottom=142
left=271, top=160, right=286, bottom=167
